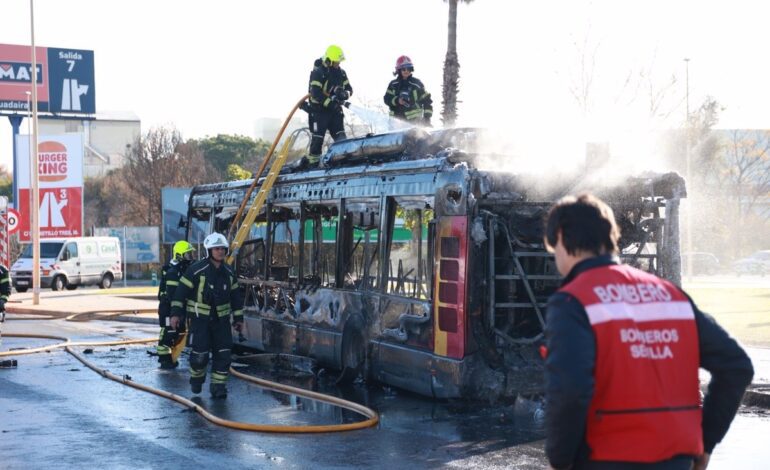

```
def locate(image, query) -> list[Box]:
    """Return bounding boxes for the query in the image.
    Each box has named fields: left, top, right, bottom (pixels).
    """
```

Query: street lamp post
left=29, top=0, right=41, bottom=305
left=684, top=58, right=693, bottom=281
left=25, top=92, right=32, bottom=222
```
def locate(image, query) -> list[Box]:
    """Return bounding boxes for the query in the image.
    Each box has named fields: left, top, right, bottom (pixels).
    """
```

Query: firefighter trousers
left=156, top=312, right=178, bottom=360
left=309, top=110, right=346, bottom=159
left=188, top=314, right=233, bottom=386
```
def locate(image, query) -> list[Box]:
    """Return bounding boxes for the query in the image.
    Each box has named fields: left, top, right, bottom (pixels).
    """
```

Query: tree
left=191, top=134, right=271, bottom=177
left=441, top=0, right=474, bottom=126
left=568, top=28, right=599, bottom=117
left=227, top=164, right=252, bottom=181
left=722, top=130, right=770, bottom=220
left=116, top=127, right=216, bottom=226
left=0, top=165, right=12, bottom=202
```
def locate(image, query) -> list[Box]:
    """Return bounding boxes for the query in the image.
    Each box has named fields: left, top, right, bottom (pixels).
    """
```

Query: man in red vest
left=543, top=193, right=753, bottom=470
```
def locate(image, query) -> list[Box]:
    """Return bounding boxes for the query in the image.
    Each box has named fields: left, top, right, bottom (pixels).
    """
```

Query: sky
left=2, top=0, right=770, bottom=175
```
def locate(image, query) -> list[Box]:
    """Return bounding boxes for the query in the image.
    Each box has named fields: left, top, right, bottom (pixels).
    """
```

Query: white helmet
left=203, top=232, right=229, bottom=251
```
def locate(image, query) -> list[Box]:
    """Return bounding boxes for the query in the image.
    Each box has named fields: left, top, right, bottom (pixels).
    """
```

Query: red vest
left=559, top=264, right=703, bottom=462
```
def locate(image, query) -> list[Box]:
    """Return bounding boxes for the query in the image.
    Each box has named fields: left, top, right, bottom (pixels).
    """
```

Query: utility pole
left=684, top=57, right=693, bottom=281
left=30, top=0, right=41, bottom=305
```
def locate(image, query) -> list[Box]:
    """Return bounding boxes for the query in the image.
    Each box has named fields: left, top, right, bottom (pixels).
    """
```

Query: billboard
left=162, top=187, right=189, bottom=244
left=16, top=134, right=84, bottom=241
left=95, top=226, right=160, bottom=264
left=0, top=43, right=95, bottom=115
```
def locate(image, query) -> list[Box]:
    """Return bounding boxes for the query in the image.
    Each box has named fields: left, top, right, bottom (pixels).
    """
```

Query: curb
left=743, top=386, right=770, bottom=409
left=6, top=307, right=71, bottom=318
left=113, top=314, right=158, bottom=325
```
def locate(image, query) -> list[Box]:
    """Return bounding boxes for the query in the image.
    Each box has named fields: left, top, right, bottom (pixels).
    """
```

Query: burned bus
left=185, top=127, right=685, bottom=400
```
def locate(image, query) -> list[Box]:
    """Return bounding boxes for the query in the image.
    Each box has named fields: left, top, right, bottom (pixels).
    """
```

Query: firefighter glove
left=329, top=95, right=343, bottom=111
left=233, top=321, right=243, bottom=333
left=334, top=88, right=350, bottom=101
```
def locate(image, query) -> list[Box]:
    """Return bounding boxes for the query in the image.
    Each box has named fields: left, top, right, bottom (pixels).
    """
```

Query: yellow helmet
left=172, top=240, right=195, bottom=260
left=324, top=45, right=345, bottom=63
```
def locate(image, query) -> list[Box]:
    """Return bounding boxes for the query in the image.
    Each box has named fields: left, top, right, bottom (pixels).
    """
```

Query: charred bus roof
left=190, top=126, right=685, bottom=207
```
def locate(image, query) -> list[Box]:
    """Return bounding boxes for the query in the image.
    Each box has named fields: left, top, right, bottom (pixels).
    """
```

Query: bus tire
left=65, top=283, right=78, bottom=290
left=337, top=315, right=367, bottom=384
left=15, top=287, right=28, bottom=293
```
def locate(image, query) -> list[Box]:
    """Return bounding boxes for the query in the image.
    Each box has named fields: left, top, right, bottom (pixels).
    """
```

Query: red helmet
left=395, top=55, right=413, bottom=71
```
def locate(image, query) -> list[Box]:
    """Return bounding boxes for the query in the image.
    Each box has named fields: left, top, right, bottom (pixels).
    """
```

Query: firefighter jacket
left=383, top=76, right=433, bottom=121
left=308, top=58, right=353, bottom=113
left=544, top=256, right=753, bottom=469
left=0, top=265, right=9, bottom=310
left=170, top=259, right=244, bottom=324
left=157, top=259, right=190, bottom=322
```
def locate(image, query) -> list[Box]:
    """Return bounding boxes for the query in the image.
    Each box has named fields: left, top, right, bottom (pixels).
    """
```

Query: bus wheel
left=52, top=275, right=66, bottom=291
left=337, top=315, right=366, bottom=384
left=65, top=283, right=78, bottom=290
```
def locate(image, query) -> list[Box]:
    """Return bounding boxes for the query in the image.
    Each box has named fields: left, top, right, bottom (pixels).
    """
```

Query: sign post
left=0, top=196, right=8, bottom=269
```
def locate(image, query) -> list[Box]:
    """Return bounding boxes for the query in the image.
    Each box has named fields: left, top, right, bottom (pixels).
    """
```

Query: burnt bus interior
left=230, top=198, right=434, bottom=309
left=185, top=127, right=685, bottom=399
left=470, top=169, right=685, bottom=376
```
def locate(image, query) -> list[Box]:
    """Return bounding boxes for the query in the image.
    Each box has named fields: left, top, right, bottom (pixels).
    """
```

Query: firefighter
left=156, top=240, right=195, bottom=369
left=542, top=193, right=753, bottom=470
left=306, top=44, right=353, bottom=167
left=383, top=55, right=433, bottom=126
left=169, top=233, right=243, bottom=399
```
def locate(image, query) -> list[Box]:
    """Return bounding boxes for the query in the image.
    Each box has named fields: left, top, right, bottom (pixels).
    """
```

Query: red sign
left=17, top=187, right=82, bottom=242
left=6, top=208, right=20, bottom=234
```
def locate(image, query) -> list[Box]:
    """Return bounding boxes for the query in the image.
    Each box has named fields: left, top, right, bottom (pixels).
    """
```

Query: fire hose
left=0, top=313, right=379, bottom=433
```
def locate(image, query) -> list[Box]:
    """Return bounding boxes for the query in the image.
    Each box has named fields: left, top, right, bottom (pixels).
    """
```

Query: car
left=681, top=252, right=721, bottom=275
left=732, top=250, right=770, bottom=276
left=11, top=237, right=123, bottom=291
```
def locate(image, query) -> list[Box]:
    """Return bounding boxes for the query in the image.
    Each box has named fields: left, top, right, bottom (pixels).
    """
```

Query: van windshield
left=20, top=242, right=64, bottom=259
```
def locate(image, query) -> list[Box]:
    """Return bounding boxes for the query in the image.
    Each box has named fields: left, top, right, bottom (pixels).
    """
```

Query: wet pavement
left=1, top=318, right=547, bottom=469
left=2, top=313, right=770, bottom=468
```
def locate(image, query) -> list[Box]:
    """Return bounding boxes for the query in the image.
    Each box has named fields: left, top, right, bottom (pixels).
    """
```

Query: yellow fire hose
left=1, top=318, right=379, bottom=433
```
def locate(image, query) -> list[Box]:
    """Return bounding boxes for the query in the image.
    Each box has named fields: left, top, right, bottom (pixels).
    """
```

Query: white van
left=11, top=237, right=123, bottom=292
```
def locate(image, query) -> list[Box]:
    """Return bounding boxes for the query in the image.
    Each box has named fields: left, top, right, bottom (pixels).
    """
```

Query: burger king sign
left=16, top=134, right=83, bottom=241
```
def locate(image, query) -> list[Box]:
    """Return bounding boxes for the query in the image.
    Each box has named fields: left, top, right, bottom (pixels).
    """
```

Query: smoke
left=345, top=102, right=412, bottom=135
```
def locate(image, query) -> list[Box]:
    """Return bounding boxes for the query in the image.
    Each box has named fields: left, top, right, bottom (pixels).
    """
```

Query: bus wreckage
left=185, top=127, right=686, bottom=401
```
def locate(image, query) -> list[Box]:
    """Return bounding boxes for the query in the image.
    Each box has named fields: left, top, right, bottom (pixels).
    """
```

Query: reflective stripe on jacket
left=559, top=263, right=703, bottom=462
left=170, top=259, right=244, bottom=321
left=383, top=76, right=433, bottom=120
left=308, top=58, right=353, bottom=110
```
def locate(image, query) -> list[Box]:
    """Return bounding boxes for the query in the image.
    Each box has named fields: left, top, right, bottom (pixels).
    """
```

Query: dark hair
left=544, top=193, right=620, bottom=256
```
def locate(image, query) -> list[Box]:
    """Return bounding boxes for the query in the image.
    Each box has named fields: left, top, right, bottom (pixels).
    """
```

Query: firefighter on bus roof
left=306, top=44, right=353, bottom=168
left=384, top=56, right=433, bottom=127
left=156, top=240, right=195, bottom=369
left=170, top=233, right=244, bottom=399
left=542, top=193, right=753, bottom=470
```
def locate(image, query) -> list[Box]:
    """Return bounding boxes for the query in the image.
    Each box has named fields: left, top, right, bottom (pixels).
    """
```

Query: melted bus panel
left=186, top=128, right=685, bottom=400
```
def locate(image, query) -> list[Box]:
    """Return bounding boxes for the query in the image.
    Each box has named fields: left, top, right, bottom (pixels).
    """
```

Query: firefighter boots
left=190, top=378, right=203, bottom=394
left=158, top=355, right=177, bottom=369
left=210, top=383, right=228, bottom=399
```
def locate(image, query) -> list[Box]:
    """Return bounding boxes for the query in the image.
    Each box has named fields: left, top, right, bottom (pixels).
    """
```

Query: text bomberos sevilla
left=593, top=283, right=680, bottom=360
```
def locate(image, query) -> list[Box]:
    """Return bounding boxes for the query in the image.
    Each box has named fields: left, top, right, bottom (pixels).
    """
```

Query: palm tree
left=441, top=0, right=474, bottom=126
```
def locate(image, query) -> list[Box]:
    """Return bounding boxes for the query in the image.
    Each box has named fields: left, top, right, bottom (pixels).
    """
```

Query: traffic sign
left=7, top=208, right=20, bottom=234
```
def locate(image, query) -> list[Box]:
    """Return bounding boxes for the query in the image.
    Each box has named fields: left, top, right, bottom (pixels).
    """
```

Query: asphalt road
left=1, top=318, right=546, bottom=469
left=1, top=297, right=769, bottom=469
